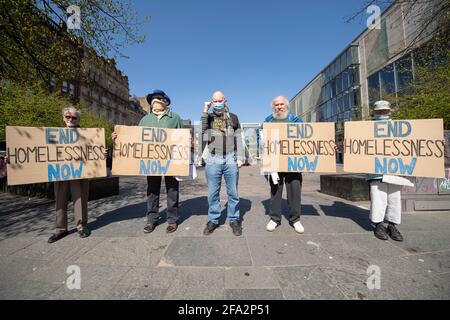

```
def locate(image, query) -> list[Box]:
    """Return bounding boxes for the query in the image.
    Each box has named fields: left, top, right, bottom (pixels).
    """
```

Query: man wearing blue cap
left=112, top=90, right=183, bottom=233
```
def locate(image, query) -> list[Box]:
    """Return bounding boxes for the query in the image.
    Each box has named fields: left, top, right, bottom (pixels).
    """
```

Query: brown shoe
left=166, top=223, right=178, bottom=233
left=144, top=223, right=157, bottom=233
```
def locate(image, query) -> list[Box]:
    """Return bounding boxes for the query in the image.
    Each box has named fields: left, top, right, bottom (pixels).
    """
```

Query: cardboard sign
left=112, top=125, right=190, bottom=176
left=344, top=119, right=445, bottom=178
left=261, top=122, right=337, bottom=173
left=6, top=126, right=107, bottom=186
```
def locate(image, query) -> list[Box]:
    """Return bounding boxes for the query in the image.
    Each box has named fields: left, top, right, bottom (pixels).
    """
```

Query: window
left=331, top=79, right=337, bottom=97
left=367, top=72, right=380, bottom=105
left=344, top=111, right=351, bottom=121
left=395, top=54, right=413, bottom=93
left=331, top=99, right=337, bottom=116
left=62, top=81, right=68, bottom=94
left=349, top=90, right=355, bottom=108
left=351, top=46, right=359, bottom=64
left=380, top=63, right=395, bottom=98
left=342, top=69, right=349, bottom=90
left=69, top=83, right=76, bottom=98
left=336, top=74, right=342, bottom=94
left=330, top=62, right=335, bottom=79
left=48, top=78, right=56, bottom=92
left=340, top=54, right=346, bottom=73
left=347, top=48, right=352, bottom=67
left=338, top=95, right=344, bottom=113
left=344, top=92, right=351, bottom=111
left=352, top=66, right=360, bottom=85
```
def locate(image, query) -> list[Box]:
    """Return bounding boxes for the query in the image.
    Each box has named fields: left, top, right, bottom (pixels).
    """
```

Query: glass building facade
left=318, top=45, right=361, bottom=135
left=367, top=53, right=414, bottom=112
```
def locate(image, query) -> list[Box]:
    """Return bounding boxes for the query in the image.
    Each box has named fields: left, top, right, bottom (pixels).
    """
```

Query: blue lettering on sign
left=287, top=156, right=318, bottom=172
left=45, top=128, right=80, bottom=144
left=374, top=157, right=417, bottom=175
left=374, top=121, right=412, bottom=138
left=47, top=162, right=83, bottom=181
left=141, top=128, right=167, bottom=142
left=139, top=160, right=171, bottom=175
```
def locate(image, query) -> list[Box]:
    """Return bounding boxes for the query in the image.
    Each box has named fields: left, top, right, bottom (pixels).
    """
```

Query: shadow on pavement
left=177, top=196, right=252, bottom=225
left=319, top=201, right=372, bottom=231
left=261, top=199, right=320, bottom=219
left=88, top=202, right=147, bottom=231
left=88, top=196, right=253, bottom=230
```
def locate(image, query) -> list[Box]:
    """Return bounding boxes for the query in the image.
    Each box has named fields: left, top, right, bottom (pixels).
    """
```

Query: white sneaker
left=293, top=221, right=304, bottom=234
left=266, top=220, right=278, bottom=232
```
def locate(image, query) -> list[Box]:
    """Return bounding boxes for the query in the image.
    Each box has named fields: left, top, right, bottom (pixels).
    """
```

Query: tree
left=0, top=0, right=149, bottom=84
left=0, top=80, right=114, bottom=146
left=391, top=28, right=450, bottom=129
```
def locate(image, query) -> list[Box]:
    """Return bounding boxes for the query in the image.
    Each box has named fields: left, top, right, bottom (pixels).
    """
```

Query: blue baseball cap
left=146, top=89, right=171, bottom=106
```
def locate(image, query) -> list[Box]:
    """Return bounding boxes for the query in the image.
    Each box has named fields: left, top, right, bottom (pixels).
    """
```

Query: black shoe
left=144, top=223, right=158, bottom=233
left=230, top=221, right=242, bottom=236
left=48, top=231, right=68, bottom=243
left=203, top=221, right=218, bottom=235
left=374, top=223, right=388, bottom=240
left=166, top=223, right=178, bottom=234
left=387, top=223, right=404, bottom=241
left=78, top=228, right=91, bottom=238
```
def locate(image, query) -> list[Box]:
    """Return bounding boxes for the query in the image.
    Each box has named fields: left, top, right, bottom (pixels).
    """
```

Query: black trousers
left=146, top=176, right=179, bottom=224
left=269, top=173, right=302, bottom=224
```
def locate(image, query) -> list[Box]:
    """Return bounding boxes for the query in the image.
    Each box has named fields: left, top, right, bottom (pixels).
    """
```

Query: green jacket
left=138, top=110, right=182, bottom=129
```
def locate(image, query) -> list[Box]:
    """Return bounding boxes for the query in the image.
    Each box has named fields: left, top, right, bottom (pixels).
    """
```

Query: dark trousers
left=269, top=173, right=302, bottom=224
left=146, top=176, right=179, bottom=224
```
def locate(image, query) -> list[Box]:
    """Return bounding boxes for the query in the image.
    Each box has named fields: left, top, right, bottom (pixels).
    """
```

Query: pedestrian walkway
left=0, top=166, right=449, bottom=299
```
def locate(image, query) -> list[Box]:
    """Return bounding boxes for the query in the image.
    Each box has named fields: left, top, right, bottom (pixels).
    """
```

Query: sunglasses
left=64, top=115, right=78, bottom=121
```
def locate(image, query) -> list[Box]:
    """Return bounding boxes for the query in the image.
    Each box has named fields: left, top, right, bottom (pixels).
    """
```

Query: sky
left=116, top=0, right=375, bottom=123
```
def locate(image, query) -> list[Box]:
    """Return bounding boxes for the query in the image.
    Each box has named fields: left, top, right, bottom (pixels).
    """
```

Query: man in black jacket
left=201, top=91, right=245, bottom=236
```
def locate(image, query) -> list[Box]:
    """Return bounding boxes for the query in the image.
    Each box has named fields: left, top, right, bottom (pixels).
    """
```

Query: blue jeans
left=205, top=153, right=240, bottom=224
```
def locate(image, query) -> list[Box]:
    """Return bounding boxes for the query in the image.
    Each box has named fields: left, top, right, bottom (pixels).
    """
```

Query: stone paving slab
left=225, top=289, right=284, bottom=300
left=163, top=237, right=252, bottom=267
left=274, top=266, right=348, bottom=299
left=0, top=166, right=449, bottom=300
left=162, top=267, right=226, bottom=300
left=75, top=237, right=172, bottom=267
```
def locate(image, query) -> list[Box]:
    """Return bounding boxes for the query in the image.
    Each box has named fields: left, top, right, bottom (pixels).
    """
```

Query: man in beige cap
left=366, top=100, right=404, bottom=242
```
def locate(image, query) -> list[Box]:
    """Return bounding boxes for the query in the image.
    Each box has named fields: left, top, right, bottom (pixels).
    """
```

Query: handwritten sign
left=6, top=126, right=107, bottom=186
left=112, top=125, right=190, bottom=176
left=261, top=122, right=336, bottom=173
left=344, top=119, right=445, bottom=178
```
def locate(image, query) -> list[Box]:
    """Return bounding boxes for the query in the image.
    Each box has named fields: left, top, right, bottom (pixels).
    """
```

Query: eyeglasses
left=65, top=115, right=78, bottom=121
left=153, top=96, right=167, bottom=102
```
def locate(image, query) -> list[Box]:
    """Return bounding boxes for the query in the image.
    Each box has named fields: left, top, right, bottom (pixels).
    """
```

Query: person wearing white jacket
left=367, top=100, right=412, bottom=242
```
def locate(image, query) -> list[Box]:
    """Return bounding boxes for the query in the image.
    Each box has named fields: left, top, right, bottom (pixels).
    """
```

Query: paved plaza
left=0, top=165, right=449, bottom=299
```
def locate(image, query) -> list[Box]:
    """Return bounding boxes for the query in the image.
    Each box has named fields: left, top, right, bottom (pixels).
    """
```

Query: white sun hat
left=373, top=100, right=391, bottom=111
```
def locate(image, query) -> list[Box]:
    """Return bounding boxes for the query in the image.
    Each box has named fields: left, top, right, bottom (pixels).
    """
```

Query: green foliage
left=0, top=0, right=148, bottom=83
left=0, top=80, right=113, bottom=147
left=392, top=30, right=450, bottom=129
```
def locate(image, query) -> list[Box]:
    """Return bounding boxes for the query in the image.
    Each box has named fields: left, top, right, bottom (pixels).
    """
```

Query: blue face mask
left=213, top=103, right=225, bottom=111
left=374, top=115, right=390, bottom=120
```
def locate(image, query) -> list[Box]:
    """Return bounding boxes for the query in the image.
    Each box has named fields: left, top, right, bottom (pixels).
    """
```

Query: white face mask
left=374, top=114, right=390, bottom=120
left=151, top=99, right=167, bottom=111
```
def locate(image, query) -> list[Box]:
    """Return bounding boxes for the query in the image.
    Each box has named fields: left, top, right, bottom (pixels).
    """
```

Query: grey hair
left=62, top=107, right=81, bottom=118
left=272, top=96, right=289, bottom=109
